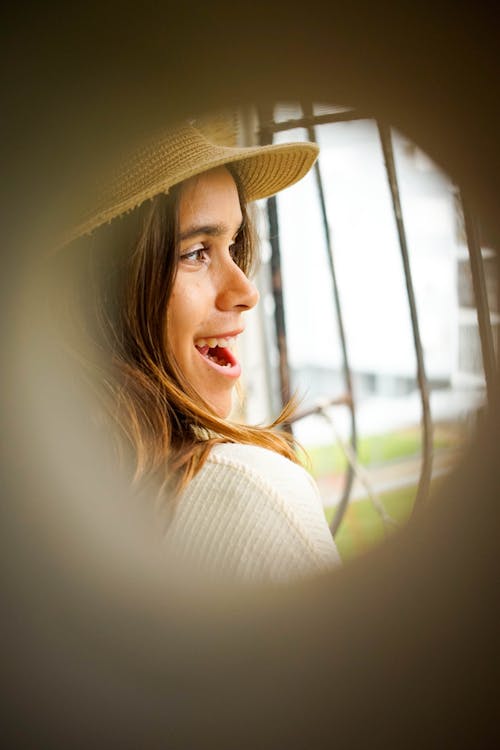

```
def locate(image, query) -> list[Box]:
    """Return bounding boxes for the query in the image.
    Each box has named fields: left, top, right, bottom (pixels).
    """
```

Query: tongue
left=196, top=344, right=230, bottom=366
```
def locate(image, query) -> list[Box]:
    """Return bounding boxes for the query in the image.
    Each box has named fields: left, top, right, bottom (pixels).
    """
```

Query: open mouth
left=194, top=336, right=241, bottom=376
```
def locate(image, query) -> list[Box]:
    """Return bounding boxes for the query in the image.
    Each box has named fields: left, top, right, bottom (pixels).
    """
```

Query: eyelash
left=179, top=236, right=243, bottom=265
left=179, top=245, right=210, bottom=264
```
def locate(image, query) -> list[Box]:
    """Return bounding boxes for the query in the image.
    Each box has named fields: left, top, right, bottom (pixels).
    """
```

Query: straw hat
left=62, top=122, right=319, bottom=246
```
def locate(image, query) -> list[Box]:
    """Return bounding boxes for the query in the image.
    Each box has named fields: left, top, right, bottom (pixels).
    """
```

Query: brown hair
left=62, top=166, right=298, bottom=502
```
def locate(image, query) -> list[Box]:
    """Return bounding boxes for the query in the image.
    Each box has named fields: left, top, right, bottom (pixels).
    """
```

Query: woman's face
left=167, top=167, right=259, bottom=418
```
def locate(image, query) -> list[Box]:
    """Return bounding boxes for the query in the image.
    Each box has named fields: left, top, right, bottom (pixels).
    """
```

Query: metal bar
left=258, top=108, right=373, bottom=136
left=318, top=407, right=397, bottom=533
left=258, top=106, right=293, bottom=428
left=267, top=195, right=292, bottom=410
left=301, top=101, right=358, bottom=536
left=289, top=394, right=352, bottom=423
left=460, top=193, right=497, bottom=405
left=377, top=121, right=434, bottom=511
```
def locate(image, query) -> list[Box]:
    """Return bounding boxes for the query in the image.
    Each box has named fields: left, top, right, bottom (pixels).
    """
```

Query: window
left=239, top=102, right=497, bottom=560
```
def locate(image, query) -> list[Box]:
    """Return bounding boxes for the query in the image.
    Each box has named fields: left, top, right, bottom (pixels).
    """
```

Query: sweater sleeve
left=164, top=443, right=340, bottom=583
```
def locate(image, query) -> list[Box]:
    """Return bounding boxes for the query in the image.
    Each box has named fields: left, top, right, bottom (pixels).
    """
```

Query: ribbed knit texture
left=164, top=443, right=340, bottom=584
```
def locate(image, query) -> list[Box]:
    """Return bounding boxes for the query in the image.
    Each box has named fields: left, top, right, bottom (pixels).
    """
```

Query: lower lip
left=196, top=346, right=241, bottom=379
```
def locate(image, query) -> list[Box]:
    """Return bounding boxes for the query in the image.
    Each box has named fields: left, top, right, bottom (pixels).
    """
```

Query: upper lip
left=194, top=328, right=244, bottom=340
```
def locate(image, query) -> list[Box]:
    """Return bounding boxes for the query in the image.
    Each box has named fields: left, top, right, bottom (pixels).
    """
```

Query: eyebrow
left=179, top=219, right=245, bottom=243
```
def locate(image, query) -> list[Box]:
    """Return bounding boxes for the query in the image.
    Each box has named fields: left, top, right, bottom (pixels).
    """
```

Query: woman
left=61, top=121, right=340, bottom=582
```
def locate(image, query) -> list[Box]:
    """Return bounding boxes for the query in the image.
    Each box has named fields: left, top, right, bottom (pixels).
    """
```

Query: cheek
left=166, top=278, right=206, bottom=352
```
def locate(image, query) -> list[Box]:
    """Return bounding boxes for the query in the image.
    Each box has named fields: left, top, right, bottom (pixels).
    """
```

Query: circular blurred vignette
left=1, top=3, right=499, bottom=748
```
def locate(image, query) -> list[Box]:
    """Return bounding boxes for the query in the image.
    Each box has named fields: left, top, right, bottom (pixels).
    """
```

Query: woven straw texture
left=64, top=122, right=318, bottom=246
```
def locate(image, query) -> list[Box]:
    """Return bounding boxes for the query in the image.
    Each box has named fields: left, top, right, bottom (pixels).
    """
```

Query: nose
left=215, top=257, right=259, bottom=312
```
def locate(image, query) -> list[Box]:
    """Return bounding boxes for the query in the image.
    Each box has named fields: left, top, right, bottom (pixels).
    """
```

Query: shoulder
left=166, top=442, right=340, bottom=582
left=206, top=442, right=324, bottom=510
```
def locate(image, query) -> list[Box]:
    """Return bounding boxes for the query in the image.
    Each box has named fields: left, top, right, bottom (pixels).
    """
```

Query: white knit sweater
left=164, top=443, right=340, bottom=583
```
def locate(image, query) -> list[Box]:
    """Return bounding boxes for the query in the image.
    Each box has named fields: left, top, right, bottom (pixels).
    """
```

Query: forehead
left=177, top=166, right=242, bottom=227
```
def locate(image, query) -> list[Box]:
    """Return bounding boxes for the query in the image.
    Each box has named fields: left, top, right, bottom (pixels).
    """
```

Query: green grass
left=324, top=473, right=450, bottom=561
left=304, top=423, right=463, bottom=479
left=299, top=423, right=464, bottom=562
left=324, top=485, right=415, bottom=561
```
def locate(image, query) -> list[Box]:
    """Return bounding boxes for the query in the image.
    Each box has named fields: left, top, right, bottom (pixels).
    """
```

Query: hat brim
left=63, top=124, right=319, bottom=246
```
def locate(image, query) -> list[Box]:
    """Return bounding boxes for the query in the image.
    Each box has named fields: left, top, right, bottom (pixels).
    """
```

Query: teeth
left=195, top=336, right=236, bottom=349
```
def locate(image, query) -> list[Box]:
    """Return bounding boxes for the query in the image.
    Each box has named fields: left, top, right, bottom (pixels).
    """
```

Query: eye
left=179, top=244, right=210, bottom=265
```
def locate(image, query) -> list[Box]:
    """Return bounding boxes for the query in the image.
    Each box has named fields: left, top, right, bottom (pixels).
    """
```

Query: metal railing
left=257, top=102, right=497, bottom=536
